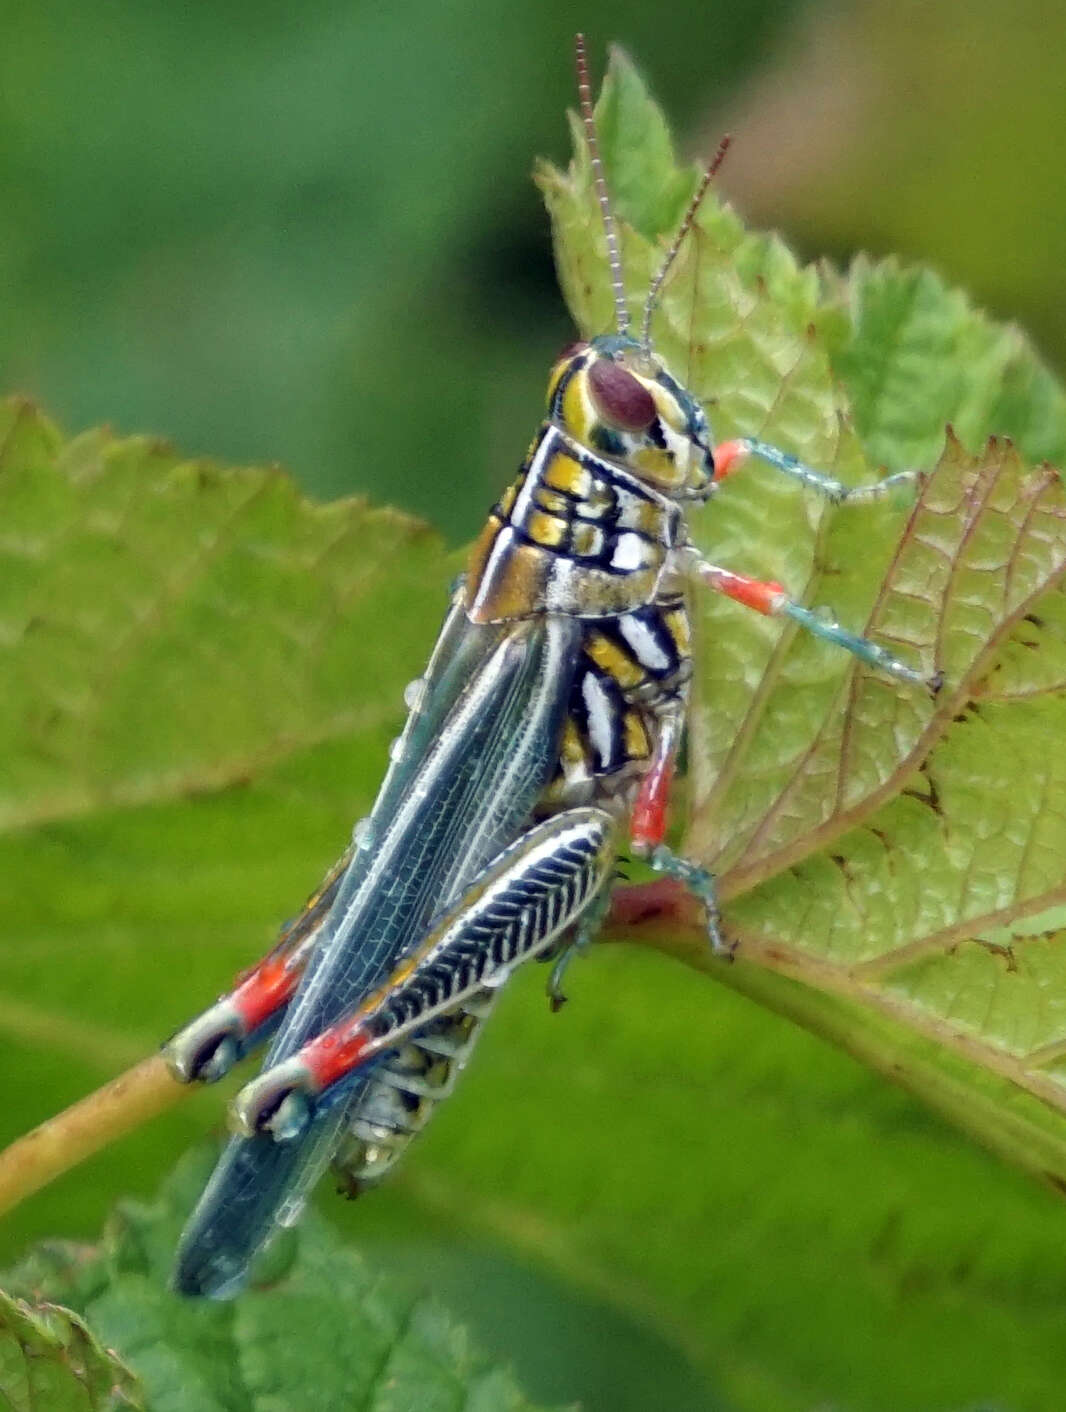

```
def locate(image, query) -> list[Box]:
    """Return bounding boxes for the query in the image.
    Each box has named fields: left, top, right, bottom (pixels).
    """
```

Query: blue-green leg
left=647, top=845, right=728, bottom=956
left=714, top=437, right=918, bottom=505
left=683, top=550, right=942, bottom=692
left=546, top=879, right=613, bottom=1010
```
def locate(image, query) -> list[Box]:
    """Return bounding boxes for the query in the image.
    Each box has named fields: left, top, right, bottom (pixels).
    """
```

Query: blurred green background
left=8, top=0, right=1065, bottom=541
left=6, top=2, right=1066, bottom=1410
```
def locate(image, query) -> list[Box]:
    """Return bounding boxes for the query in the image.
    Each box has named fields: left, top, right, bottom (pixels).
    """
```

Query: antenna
left=640, top=133, right=732, bottom=353
left=574, top=34, right=629, bottom=335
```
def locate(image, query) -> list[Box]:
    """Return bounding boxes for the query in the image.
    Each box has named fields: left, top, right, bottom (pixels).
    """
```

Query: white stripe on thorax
left=581, top=671, right=616, bottom=767
left=618, top=614, right=671, bottom=672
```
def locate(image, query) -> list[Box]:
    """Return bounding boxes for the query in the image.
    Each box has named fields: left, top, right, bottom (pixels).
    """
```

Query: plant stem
left=0, top=1055, right=187, bottom=1217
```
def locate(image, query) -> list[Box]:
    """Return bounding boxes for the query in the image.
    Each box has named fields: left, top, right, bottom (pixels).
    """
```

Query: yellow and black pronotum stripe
left=464, top=421, right=685, bottom=623
left=464, top=353, right=699, bottom=791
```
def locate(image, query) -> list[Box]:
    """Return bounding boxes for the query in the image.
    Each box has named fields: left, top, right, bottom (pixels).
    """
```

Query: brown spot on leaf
left=977, top=939, right=1018, bottom=973
left=902, top=761, right=943, bottom=816
left=952, top=702, right=982, bottom=725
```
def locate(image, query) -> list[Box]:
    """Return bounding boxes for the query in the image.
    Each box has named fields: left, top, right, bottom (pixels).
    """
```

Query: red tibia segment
left=230, top=959, right=302, bottom=1033
left=712, top=438, right=751, bottom=480
left=631, top=709, right=684, bottom=851
left=696, top=562, right=785, bottom=617
left=297, top=1019, right=376, bottom=1093
left=227, top=843, right=352, bottom=1034
left=631, top=750, right=676, bottom=850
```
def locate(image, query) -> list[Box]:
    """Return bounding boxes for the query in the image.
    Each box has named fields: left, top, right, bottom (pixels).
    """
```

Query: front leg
left=714, top=437, right=917, bottom=505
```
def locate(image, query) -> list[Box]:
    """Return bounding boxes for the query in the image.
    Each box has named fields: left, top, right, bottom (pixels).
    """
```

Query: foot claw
left=546, top=952, right=571, bottom=1011
left=197, top=1036, right=240, bottom=1084
left=163, top=1003, right=245, bottom=1084
left=269, top=1090, right=313, bottom=1143
left=231, top=1060, right=315, bottom=1141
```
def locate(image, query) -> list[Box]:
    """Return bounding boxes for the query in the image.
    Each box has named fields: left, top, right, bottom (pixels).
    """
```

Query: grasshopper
left=164, top=35, right=938, bottom=1298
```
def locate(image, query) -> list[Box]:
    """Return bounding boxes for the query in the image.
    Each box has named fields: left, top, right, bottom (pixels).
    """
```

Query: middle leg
left=680, top=547, right=942, bottom=691
left=628, top=697, right=726, bottom=954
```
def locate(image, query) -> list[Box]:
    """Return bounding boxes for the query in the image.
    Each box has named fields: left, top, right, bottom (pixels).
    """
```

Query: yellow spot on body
left=631, top=447, right=682, bottom=489
left=527, top=510, right=567, bottom=548
left=572, top=522, right=605, bottom=557
left=465, top=515, right=503, bottom=591
left=546, top=360, right=569, bottom=409
left=560, top=718, right=585, bottom=764
left=562, top=376, right=592, bottom=440
left=544, top=452, right=591, bottom=498
left=389, top=956, right=418, bottom=986
left=585, top=634, right=645, bottom=690
left=355, top=984, right=388, bottom=1018
left=467, top=541, right=550, bottom=621
left=498, top=481, right=518, bottom=517
left=633, top=501, right=664, bottom=534
left=623, top=709, right=650, bottom=760
left=649, top=382, right=683, bottom=424
left=534, top=487, right=571, bottom=516
left=664, top=607, right=691, bottom=657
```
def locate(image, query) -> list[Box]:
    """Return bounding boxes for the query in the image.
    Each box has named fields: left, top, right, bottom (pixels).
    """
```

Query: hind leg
left=231, top=808, right=618, bottom=1141
left=163, top=843, right=353, bottom=1084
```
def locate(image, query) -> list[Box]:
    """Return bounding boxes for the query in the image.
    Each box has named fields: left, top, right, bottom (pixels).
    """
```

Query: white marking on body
left=512, top=428, right=556, bottom=524
left=582, top=672, right=616, bottom=766
left=544, top=556, right=575, bottom=613
left=618, top=615, right=670, bottom=671
left=468, top=526, right=517, bottom=617
left=610, top=533, right=644, bottom=571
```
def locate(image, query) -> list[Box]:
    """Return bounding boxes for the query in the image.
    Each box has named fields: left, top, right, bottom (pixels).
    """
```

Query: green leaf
left=0, top=398, right=449, bottom=834
left=0, top=1285, right=143, bottom=1411
left=2, top=1151, right=564, bottom=1412
left=819, top=256, right=1066, bottom=473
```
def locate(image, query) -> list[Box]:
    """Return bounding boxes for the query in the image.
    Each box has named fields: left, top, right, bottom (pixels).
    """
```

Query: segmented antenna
left=574, top=34, right=629, bottom=335
left=640, top=133, right=732, bottom=353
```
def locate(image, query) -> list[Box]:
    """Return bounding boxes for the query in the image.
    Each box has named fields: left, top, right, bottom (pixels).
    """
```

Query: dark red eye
left=587, top=358, right=657, bottom=432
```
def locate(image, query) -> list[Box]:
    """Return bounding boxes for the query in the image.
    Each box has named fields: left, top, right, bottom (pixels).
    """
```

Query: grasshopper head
left=546, top=332, right=715, bottom=500
left=557, top=40, right=730, bottom=503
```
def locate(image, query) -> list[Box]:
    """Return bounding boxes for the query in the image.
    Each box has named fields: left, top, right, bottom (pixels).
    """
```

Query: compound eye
left=587, top=358, right=657, bottom=432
